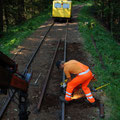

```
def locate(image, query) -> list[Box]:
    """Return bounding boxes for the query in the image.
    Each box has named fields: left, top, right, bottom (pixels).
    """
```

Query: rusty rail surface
left=0, top=22, right=54, bottom=119
left=37, top=39, right=61, bottom=111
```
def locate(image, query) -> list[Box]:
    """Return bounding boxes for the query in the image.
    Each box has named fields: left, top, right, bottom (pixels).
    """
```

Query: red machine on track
left=0, top=51, right=32, bottom=120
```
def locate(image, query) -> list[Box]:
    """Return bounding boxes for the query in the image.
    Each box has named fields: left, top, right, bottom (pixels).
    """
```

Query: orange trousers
left=65, top=70, right=95, bottom=103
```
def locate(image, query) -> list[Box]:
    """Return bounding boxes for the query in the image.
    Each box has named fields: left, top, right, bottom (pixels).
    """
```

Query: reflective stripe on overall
left=65, top=91, right=72, bottom=99
left=65, top=69, right=95, bottom=103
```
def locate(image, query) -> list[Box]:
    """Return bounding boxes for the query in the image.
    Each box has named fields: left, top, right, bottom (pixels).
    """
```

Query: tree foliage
left=93, top=0, right=120, bottom=42
left=0, top=0, right=52, bottom=37
left=73, top=0, right=120, bottom=41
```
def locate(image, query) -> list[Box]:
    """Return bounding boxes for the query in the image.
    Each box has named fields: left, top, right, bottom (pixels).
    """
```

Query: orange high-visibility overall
left=64, top=60, right=95, bottom=103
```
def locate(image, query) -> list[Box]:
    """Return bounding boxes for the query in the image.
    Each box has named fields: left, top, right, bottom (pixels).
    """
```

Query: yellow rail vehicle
left=52, top=0, right=72, bottom=20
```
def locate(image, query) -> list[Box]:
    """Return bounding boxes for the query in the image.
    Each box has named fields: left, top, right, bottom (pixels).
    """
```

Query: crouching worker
left=56, top=60, right=95, bottom=104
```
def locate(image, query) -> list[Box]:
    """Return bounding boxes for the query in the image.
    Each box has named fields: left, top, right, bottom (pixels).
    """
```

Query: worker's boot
left=59, top=96, right=69, bottom=103
left=85, top=99, right=96, bottom=106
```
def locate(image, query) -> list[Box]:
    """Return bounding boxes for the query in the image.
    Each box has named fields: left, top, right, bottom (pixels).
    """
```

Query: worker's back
left=64, top=60, right=89, bottom=75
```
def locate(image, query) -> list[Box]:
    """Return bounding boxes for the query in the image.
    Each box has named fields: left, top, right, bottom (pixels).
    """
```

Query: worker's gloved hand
left=60, top=79, right=68, bottom=88
left=62, top=82, right=66, bottom=88
left=60, top=82, right=66, bottom=88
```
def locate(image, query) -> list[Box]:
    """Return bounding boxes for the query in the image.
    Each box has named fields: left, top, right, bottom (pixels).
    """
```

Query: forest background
left=0, top=0, right=120, bottom=42
left=0, top=0, right=52, bottom=35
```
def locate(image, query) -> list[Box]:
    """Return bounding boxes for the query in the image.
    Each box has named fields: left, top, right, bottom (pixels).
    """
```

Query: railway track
left=0, top=20, right=69, bottom=120
left=0, top=6, right=101, bottom=119
left=36, top=20, right=68, bottom=120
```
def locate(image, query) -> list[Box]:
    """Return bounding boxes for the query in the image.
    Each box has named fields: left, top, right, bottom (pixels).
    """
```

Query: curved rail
left=37, top=39, right=61, bottom=111
left=0, top=22, right=54, bottom=119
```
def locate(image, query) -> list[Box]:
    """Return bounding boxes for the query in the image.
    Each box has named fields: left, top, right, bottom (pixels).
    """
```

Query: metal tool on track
left=95, top=83, right=110, bottom=91
left=30, top=73, right=41, bottom=86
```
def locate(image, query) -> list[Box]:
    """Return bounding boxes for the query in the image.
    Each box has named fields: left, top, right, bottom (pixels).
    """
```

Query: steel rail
left=0, top=22, right=54, bottom=119
left=0, top=91, right=16, bottom=119
left=23, top=22, right=55, bottom=75
left=61, top=20, right=68, bottom=120
left=37, top=39, right=61, bottom=111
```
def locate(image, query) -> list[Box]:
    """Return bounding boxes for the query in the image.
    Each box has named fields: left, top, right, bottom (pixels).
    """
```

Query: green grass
left=77, top=1, right=120, bottom=120
left=0, top=8, right=51, bottom=57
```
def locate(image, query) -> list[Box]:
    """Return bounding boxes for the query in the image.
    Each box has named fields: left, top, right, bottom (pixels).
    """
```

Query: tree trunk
left=16, top=0, right=25, bottom=24
left=0, top=0, right=3, bottom=37
left=4, top=4, right=9, bottom=31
